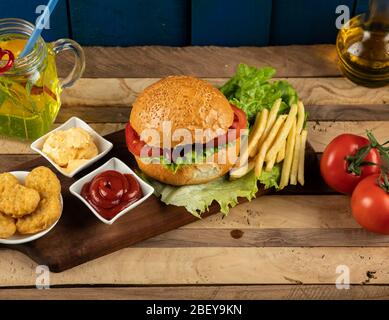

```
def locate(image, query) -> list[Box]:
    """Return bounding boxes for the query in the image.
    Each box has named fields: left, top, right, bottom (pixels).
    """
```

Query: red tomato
left=320, top=134, right=380, bottom=194
left=351, top=174, right=389, bottom=234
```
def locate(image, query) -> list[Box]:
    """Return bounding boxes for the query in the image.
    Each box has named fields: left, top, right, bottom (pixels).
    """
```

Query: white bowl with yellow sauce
left=31, top=117, right=113, bottom=178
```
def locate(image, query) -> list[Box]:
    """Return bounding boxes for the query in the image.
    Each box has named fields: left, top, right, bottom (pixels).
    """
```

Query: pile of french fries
left=230, top=98, right=308, bottom=189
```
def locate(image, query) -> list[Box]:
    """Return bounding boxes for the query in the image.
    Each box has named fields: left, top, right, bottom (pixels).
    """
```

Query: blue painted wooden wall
left=0, top=0, right=371, bottom=46
left=270, top=0, right=355, bottom=45
left=354, top=0, right=370, bottom=14
left=191, top=0, right=272, bottom=46
left=69, top=0, right=188, bottom=46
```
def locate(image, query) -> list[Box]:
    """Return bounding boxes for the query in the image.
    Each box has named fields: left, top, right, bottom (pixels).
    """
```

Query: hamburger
left=125, top=76, right=247, bottom=186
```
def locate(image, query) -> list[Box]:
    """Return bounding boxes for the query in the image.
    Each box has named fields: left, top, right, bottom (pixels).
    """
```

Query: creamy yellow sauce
left=42, top=127, right=99, bottom=173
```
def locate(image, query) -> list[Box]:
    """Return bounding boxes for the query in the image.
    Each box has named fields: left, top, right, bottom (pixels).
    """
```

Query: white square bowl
left=69, top=157, right=154, bottom=225
left=30, top=117, right=113, bottom=178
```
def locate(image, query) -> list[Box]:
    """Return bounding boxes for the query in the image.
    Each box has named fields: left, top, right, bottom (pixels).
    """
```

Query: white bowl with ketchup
left=69, top=157, right=154, bottom=224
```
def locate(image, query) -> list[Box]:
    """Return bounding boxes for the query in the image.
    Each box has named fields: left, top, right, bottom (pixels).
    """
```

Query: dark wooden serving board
left=3, top=129, right=317, bottom=272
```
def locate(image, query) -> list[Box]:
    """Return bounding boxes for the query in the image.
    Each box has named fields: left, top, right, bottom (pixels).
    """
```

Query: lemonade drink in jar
left=0, top=18, right=85, bottom=140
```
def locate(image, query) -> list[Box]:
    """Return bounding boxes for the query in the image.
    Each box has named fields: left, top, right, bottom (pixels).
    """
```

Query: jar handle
left=51, top=39, right=85, bottom=89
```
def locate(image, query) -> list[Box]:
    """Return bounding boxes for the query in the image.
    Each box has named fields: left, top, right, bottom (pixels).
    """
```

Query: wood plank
left=57, top=106, right=130, bottom=123
left=304, top=104, right=389, bottom=122
left=0, top=155, right=39, bottom=171
left=191, top=0, right=272, bottom=46
left=56, top=46, right=341, bottom=78
left=184, top=195, right=356, bottom=229
left=307, top=121, right=389, bottom=153
left=1, top=247, right=388, bottom=285
left=9, top=225, right=384, bottom=248
left=134, top=228, right=389, bottom=248
left=1, top=285, right=389, bottom=300
left=56, top=104, right=389, bottom=124
left=1, top=121, right=387, bottom=154
left=60, top=78, right=389, bottom=109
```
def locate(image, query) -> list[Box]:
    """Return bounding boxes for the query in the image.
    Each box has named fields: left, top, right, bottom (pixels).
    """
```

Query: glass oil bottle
left=336, top=0, right=389, bottom=87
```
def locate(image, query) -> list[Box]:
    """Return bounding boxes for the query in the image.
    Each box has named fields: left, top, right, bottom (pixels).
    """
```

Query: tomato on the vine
left=351, top=174, right=389, bottom=235
left=320, top=134, right=381, bottom=194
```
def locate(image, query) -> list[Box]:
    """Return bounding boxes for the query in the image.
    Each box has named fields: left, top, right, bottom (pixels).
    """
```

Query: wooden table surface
left=1, top=45, right=389, bottom=300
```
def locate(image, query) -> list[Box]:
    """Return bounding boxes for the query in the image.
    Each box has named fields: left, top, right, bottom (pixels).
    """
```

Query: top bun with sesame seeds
left=129, top=76, right=234, bottom=148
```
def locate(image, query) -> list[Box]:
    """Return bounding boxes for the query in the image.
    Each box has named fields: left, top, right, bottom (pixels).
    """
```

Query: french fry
left=283, top=100, right=306, bottom=184
left=276, top=140, right=286, bottom=163
left=279, top=119, right=297, bottom=189
left=265, top=152, right=277, bottom=171
left=265, top=103, right=298, bottom=162
left=298, top=130, right=308, bottom=186
left=249, top=109, right=269, bottom=150
left=290, top=133, right=301, bottom=185
left=265, top=121, right=285, bottom=171
left=255, top=115, right=287, bottom=178
left=296, top=100, right=305, bottom=134
left=250, top=98, right=281, bottom=157
left=289, top=100, right=306, bottom=184
left=230, top=158, right=255, bottom=180
left=236, top=109, right=268, bottom=168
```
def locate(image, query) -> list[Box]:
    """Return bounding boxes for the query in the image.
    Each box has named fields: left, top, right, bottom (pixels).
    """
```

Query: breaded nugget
left=0, top=172, right=40, bottom=218
left=25, top=166, right=61, bottom=197
left=0, top=212, right=16, bottom=238
left=0, top=172, right=18, bottom=193
left=0, top=184, right=40, bottom=218
left=16, top=196, right=61, bottom=234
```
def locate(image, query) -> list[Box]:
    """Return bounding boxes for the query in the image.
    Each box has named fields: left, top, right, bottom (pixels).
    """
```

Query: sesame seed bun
left=130, top=76, right=234, bottom=148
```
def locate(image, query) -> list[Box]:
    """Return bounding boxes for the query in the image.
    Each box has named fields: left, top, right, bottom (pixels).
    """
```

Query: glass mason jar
left=336, top=0, right=389, bottom=87
left=0, top=18, right=85, bottom=140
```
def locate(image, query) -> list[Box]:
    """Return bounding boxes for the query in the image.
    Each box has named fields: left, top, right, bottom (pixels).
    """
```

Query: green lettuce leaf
left=220, top=64, right=298, bottom=123
left=258, top=165, right=280, bottom=190
left=148, top=166, right=280, bottom=218
left=151, top=170, right=257, bottom=217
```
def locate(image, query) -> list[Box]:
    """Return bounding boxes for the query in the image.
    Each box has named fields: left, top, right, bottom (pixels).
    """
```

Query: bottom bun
left=135, top=140, right=240, bottom=186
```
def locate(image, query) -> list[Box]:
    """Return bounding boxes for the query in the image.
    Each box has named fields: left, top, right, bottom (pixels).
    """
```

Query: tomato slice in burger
left=125, top=123, right=149, bottom=157
left=213, top=104, right=247, bottom=146
left=230, top=104, right=247, bottom=135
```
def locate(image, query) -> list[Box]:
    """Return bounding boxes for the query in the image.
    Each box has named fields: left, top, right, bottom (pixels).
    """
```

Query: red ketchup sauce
left=81, top=170, right=143, bottom=220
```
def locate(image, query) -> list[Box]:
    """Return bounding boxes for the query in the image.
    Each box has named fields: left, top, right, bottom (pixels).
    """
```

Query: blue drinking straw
left=19, top=0, right=59, bottom=58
